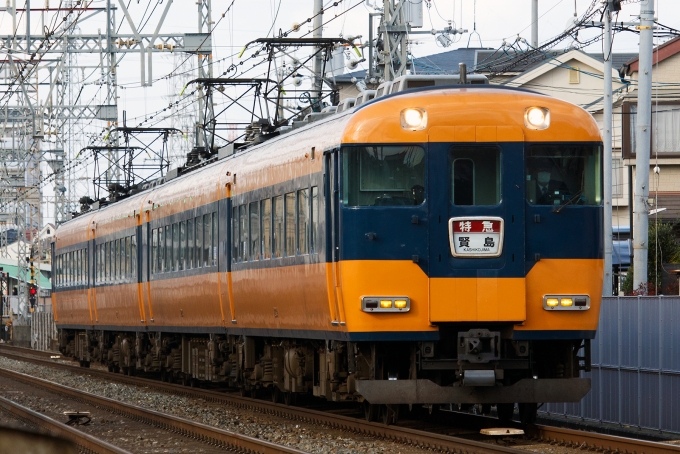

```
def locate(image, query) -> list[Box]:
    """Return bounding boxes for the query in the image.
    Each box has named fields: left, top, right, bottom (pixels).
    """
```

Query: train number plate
left=448, top=217, right=504, bottom=258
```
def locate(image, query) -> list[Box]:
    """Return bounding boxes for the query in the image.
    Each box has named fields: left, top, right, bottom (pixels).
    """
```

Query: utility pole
left=602, top=1, right=614, bottom=296
left=312, top=0, right=324, bottom=110
left=633, top=0, right=654, bottom=294
left=531, top=0, right=538, bottom=48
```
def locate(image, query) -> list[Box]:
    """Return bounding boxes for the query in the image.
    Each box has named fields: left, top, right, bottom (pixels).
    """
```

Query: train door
left=324, top=148, right=343, bottom=324
left=427, top=140, right=526, bottom=322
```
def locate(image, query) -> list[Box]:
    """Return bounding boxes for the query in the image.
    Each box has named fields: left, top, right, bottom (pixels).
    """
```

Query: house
left=619, top=35, right=680, bottom=226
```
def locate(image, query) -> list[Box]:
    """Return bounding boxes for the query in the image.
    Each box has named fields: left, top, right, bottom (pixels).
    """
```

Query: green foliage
left=622, top=222, right=680, bottom=295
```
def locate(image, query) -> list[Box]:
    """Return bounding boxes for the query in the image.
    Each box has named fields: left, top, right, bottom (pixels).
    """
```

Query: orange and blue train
left=54, top=79, right=603, bottom=424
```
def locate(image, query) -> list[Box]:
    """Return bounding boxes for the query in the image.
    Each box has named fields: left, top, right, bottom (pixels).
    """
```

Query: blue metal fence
left=542, top=296, right=680, bottom=434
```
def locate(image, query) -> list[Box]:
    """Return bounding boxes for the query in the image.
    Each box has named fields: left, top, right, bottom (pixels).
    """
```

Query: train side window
left=125, top=237, right=131, bottom=279
left=311, top=186, right=319, bottom=253
left=232, top=207, right=239, bottom=263
left=179, top=221, right=186, bottom=271
left=85, top=248, right=89, bottom=285
left=187, top=218, right=194, bottom=269
left=111, top=240, right=116, bottom=280
left=165, top=225, right=172, bottom=273
left=104, top=243, right=109, bottom=282
left=451, top=146, right=501, bottom=206
left=273, top=196, right=283, bottom=258
left=173, top=223, right=179, bottom=272
left=238, top=206, right=247, bottom=263
left=285, top=192, right=296, bottom=257
left=131, top=235, right=137, bottom=279
left=151, top=229, right=157, bottom=275
left=261, top=199, right=271, bottom=259
left=298, top=188, right=309, bottom=255
left=203, top=214, right=212, bottom=267
left=196, top=216, right=203, bottom=268
left=249, top=202, right=260, bottom=261
left=212, top=212, right=217, bottom=267
left=119, top=239, right=124, bottom=280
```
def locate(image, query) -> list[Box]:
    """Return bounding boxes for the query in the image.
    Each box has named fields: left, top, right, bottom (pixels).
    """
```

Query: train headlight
left=560, top=298, right=573, bottom=307
left=543, top=295, right=590, bottom=311
left=524, top=107, right=550, bottom=130
left=400, top=108, right=427, bottom=131
left=362, top=296, right=410, bottom=312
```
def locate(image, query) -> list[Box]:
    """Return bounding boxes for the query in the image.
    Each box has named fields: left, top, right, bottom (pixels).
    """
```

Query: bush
left=622, top=222, right=680, bottom=296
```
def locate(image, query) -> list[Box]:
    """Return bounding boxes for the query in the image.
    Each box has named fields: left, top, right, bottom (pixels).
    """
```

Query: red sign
left=451, top=220, right=501, bottom=234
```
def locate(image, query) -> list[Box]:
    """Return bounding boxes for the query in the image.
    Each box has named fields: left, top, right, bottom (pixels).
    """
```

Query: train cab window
left=273, top=196, right=283, bottom=258
left=284, top=192, right=296, bottom=256
left=250, top=202, right=260, bottom=261
left=341, top=145, right=426, bottom=207
left=311, top=186, right=319, bottom=253
left=187, top=218, right=195, bottom=269
left=451, top=146, right=501, bottom=206
left=261, top=199, right=272, bottom=259
left=525, top=144, right=602, bottom=206
left=298, top=188, right=309, bottom=255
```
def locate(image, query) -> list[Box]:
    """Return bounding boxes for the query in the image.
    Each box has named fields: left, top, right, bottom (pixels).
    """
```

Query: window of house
left=612, top=157, right=623, bottom=199
left=568, top=66, right=580, bottom=84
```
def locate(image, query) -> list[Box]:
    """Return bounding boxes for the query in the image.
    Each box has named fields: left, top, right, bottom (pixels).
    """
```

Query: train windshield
left=451, top=146, right=501, bottom=206
left=341, top=145, right=426, bottom=207
left=525, top=143, right=602, bottom=207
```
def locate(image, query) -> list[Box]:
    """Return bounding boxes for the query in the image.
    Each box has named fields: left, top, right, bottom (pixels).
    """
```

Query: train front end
left=337, top=86, right=603, bottom=419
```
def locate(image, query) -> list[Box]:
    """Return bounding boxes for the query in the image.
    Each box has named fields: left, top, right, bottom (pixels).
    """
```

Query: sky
left=2, top=0, right=680, bottom=224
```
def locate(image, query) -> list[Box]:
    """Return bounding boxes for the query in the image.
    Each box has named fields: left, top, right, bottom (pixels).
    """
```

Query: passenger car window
left=298, top=189, right=309, bottom=255
left=342, top=145, right=426, bottom=207
left=285, top=193, right=295, bottom=256
left=451, top=146, right=501, bottom=206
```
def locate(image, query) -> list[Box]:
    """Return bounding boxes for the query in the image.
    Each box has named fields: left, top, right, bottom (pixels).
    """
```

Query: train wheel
left=519, top=403, right=538, bottom=425
left=481, top=404, right=491, bottom=415
left=380, top=405, right=399, bottom=426
left=271, top=387, right=280, bottom=404
left=121, top=367, right=129, bottom=376
left=282, top=391, right=296, bottom=406
left=496, top=403, right=515, bottom=422
left=107, top=364, right=114, bottom=373
left=127, top=367, right=135, bottom=377
left=363, top=402, right=379, bottom=422
left=160, top=369, right=167, bottom=382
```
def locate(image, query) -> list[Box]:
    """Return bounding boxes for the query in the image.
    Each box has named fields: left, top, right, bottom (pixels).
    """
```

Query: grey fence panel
left=30, top=312, right=57, bottom=352
left=540, top=296, right=680, bottom=435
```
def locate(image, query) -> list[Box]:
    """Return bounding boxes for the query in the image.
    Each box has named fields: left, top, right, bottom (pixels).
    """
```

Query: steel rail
left=0, top=367, right=307, bottom=454
left=6, top=346, right=679, bottom=453
left=528, top=425, right=680, bottom=454
left=0, top=395, right=130, bottom=454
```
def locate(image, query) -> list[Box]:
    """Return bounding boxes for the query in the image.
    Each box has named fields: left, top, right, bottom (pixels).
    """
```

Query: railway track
left=0, top=365, right=307, bottom=454
left=0, top=394, right=129, bottom=454
left=1, top=345, right=679, bottom=454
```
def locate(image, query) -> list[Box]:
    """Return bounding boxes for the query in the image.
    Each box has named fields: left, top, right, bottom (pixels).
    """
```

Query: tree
left=622, top=222, right=680, bottom=295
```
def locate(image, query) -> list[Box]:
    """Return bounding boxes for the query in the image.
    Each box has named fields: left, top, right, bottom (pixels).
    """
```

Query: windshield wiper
left=553, top=190, right=583, bottom=213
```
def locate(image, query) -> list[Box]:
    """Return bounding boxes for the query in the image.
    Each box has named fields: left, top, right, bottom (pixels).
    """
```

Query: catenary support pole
left=633, top=0, right=654, bottom=294
left=531, top=0, right=538, bottom=48
left=603, top=2, right=613, bottom=296
left=312, top=0, right=324, bottom=110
